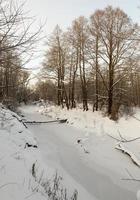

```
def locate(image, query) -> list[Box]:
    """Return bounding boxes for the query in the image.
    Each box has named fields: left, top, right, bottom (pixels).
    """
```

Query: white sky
left=22, top=0, right=140, bottom=82
left=25, top=0, right=140, bottom=33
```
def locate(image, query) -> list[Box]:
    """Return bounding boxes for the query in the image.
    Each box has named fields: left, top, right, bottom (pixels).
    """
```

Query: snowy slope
left=0, top=104, right=51, bottom=200
left=0, top=105, right=76, bottom=200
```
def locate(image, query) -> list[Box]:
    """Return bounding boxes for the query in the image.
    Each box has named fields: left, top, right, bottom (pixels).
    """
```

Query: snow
left=137, top=190, right=140, bottom=200
left=0, top=105, right=50, bottom=200
left=38, top=104, right=140, bottom=166
left=2, top=102, right=140, bottom=200
left=116, top=140, right=140, bottom=167
left=20, top=105, right=96, bottom=200
left=20, top=104, right=140, bottom=200
left=0, top=104, right=76, bottom=200
left=39, top=105, right=140, bottom=139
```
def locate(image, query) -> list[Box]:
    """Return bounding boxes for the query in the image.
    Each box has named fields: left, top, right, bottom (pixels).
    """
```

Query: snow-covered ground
left=39, top=104, right=140, bottom=139
left=0, top=104, right=77, bottom=200
left=39, top=104, right=140, bottom=167
left=20, top=104, right=140, bottom=200
left=1, top=103, right=140, bottom=200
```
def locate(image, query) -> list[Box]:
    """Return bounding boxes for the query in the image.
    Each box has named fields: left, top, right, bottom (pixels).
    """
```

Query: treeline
left=0, top=0, right=41, bottom=108
left=38, top=6, right=140, bottom=120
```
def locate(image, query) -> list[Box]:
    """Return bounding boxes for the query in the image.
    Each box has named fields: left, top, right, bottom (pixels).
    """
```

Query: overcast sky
left=25, top=0, right=140, bottom=34
left=22, top=0, right=140, bottom=79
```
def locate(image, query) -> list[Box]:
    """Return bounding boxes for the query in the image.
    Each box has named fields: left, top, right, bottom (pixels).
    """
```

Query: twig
left=107, top=132, right=140, bottom=143
left=107, top=134, right=121, bottom=142
left=118, top=130, right=127, bottom=142
left=124, top=137, right=140, bottom=143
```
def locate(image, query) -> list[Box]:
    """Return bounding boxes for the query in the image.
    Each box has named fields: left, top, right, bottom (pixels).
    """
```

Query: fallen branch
left=107, top=133, right=140, bottom=143
left=12, top=114, right=28, bottom=129
left=116, top=143, right=140, bottom=167
left=124, top=137, right=140, bottom=143
left=24, top=119, right=67, bottom=125
left=107, top=131, right=140, bottom=167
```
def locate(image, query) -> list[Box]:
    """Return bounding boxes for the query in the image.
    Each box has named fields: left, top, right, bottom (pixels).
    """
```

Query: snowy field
left=1, top=103, right=140, bottom=200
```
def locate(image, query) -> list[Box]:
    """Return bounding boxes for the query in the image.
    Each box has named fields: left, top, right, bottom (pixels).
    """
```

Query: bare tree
left=42, top=25, right=69, bottom=109
left=96, top=6, right=138, bottom=118
left=0, top=0, right=43, bottom=106
left=73, top=16, right=89, bottom=111
left=89, top=11, right=102, bottom=111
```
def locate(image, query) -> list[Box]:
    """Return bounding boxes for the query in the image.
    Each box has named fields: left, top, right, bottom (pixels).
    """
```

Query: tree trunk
left=95, top=34, right=99, bottom=111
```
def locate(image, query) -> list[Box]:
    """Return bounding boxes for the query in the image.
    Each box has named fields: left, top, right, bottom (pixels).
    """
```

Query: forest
left=0, top=0, right=139, bottom=120
left=37, top=6, right=140, bottom=120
